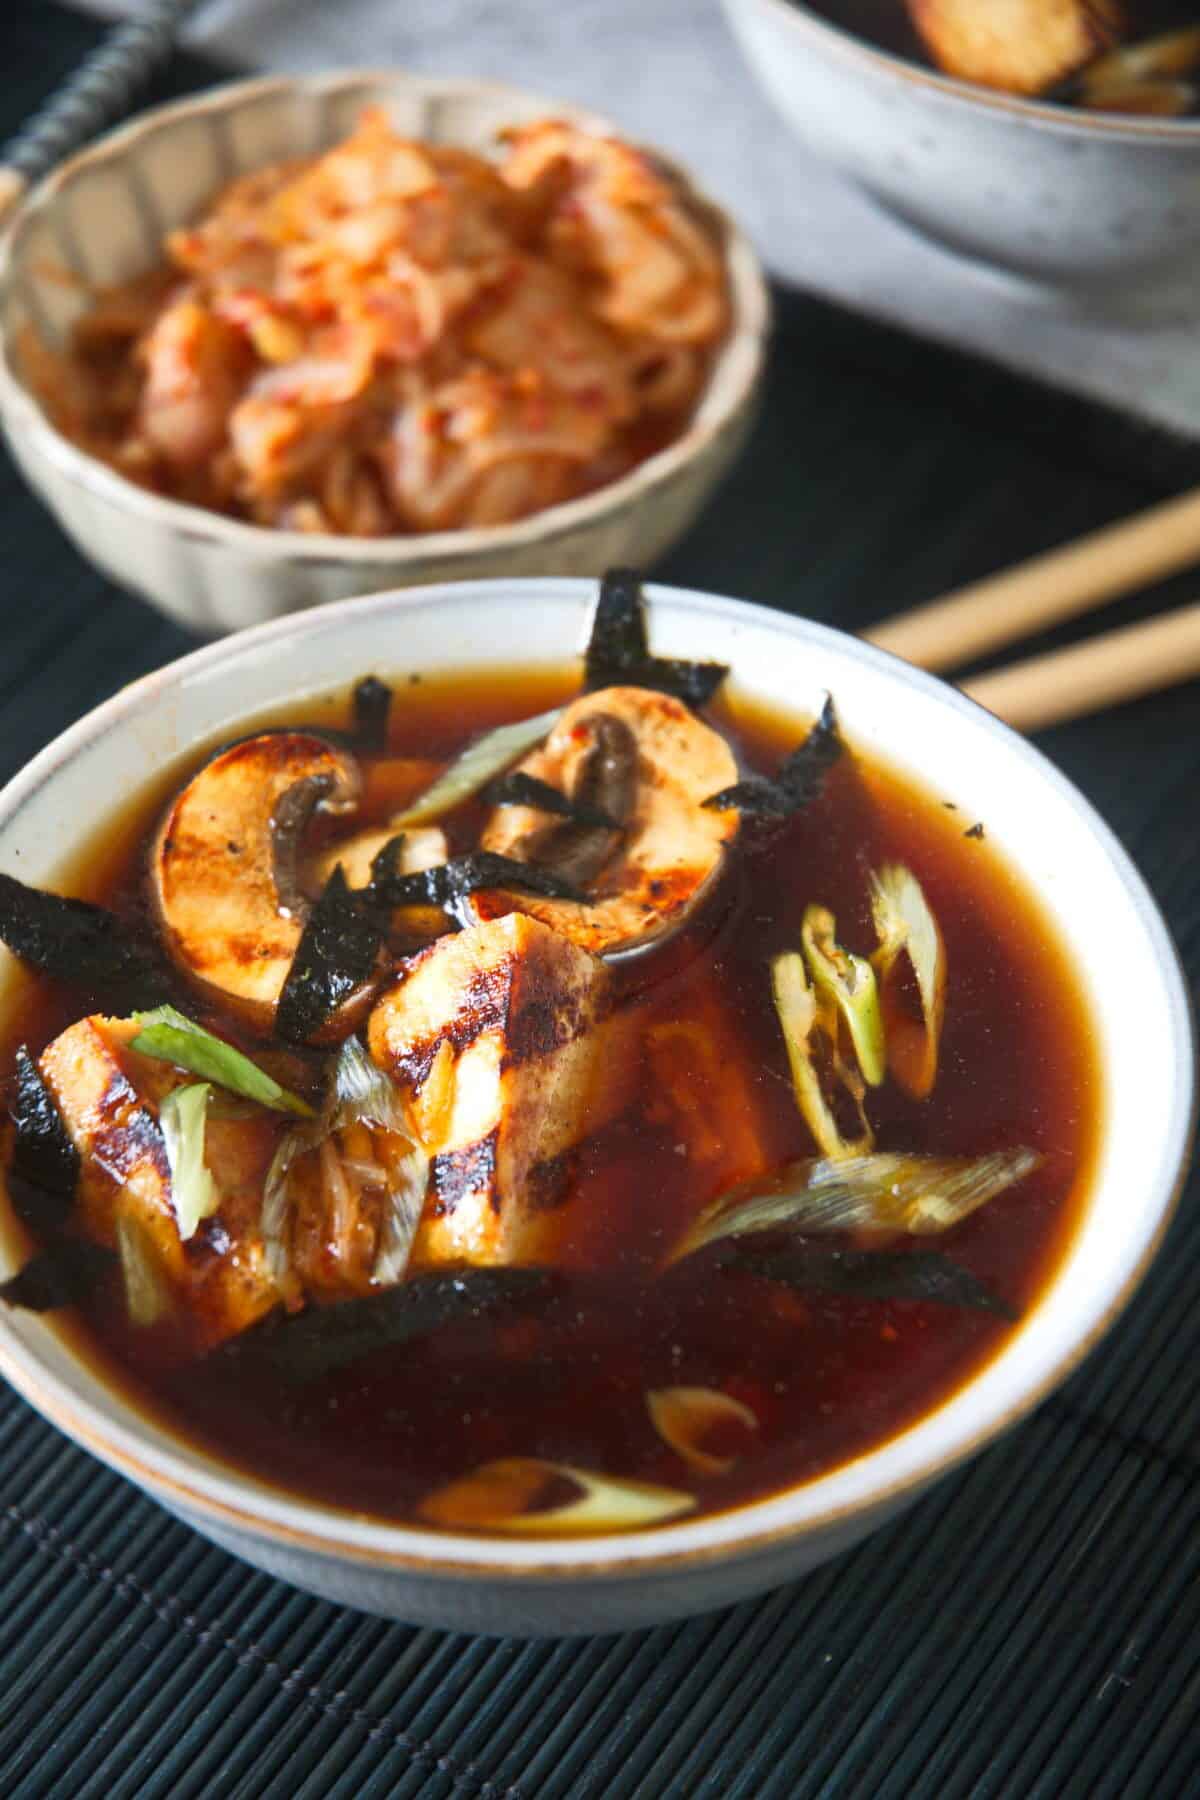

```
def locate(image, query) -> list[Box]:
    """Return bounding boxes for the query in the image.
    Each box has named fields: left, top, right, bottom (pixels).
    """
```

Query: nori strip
left=0, top=1238, right=113, bottom=1312
left=704, top=696, right=843, bottom=817
left=0, top=872, right=173, bottom=1011
left=480, top=771, right=617, bottom=829
left=275, top=866, right=384, bottom=1045
left=370, top=843, right=584, bottom=917
left=728, top=1241, right=1016, bottom=1319
left=224, top=1266, right=556, bottom=1382
left=8, top=1045, right=77, bottom=1229
left=353, top=675, right=393, bottom=751
left=584, top=569, right=729, bottom=706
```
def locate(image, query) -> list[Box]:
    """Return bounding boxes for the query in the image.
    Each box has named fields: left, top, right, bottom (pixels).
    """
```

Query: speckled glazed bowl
left=0, top=72, right=768, bottom=634
left=722, top=0, right=1200, bottom=286
left=0, top=579, right=1192, bottom=1636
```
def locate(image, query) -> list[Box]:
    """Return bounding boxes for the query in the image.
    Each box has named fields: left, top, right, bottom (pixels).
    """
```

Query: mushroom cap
left=151, top=731, right=361, bottom=1033
left=474, top=685, right=739, bottom=955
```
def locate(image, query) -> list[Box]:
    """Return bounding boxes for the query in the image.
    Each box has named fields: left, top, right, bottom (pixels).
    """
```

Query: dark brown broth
left=0, top=668, right=1100, bottom=1529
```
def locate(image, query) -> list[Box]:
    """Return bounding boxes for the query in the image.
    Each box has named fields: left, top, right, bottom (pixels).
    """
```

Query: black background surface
left=1, top=7, right=1198, bottom=1794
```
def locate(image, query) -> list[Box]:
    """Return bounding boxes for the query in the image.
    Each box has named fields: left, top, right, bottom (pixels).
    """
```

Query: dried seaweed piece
left=480, top=770, right=617, bottom=830
left=353, top=675, right=393, bottom=751
left=8, top=1044, right=78, bottom=1227
left=729, top=1241, right=1015, bottom=1319
left=370, top=843, right=584, bottom=919
left=275, top=866, right=385, bottom=1045
left=0, top=1239, right=114, bottom=1312
left=704, top=697, right=842, bottom=817
left=0, top=872, right=172, bottom=1011
left=584, top=569, right=729, bottom=706
left=225, top=1266, right=556, bottom=1382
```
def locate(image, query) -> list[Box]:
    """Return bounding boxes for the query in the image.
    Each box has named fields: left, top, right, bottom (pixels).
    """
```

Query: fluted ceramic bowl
left=0, top=578, right=1192, bottom=1636
left=0, top=73, right=768, bottom=634
left=722, top=0, right=1200, bottom=287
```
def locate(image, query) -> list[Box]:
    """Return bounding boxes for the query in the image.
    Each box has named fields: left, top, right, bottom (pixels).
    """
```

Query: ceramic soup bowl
left=0, top=579, right=1191, bottom=1636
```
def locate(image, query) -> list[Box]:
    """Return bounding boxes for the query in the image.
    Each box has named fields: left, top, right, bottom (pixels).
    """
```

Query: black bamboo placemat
left=2, top=7, right=1200, bottom=1795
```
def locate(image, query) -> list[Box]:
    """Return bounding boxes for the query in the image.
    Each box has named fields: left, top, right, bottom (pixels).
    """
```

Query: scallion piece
left=131, top=1005, right=314, bottom=1117
left=770, top=951, right=873, bottom=1162
left=331, top=1035, right=407, bottom=1133
left=388, top=707, right=563, bottom=827
left=646, top=1387, right=758, bottom=1475
left=870, top=863, right=946, bottom=1100
left=801, top=905, right=886, bottom=1088
left=158, top=1082, right=219, bottom=1241
left=671, top=1147, right=1042, bottom=1261
left=115, top=1212, right=172, bottom=1326
left=418, top=1457, right=696, bottom=1534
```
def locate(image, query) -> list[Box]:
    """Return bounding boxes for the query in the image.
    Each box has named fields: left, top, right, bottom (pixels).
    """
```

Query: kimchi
left=29, top=110, right=730, bottom=536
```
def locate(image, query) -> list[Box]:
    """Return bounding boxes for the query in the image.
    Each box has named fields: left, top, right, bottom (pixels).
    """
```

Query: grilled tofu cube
left=39, top=1015, right=280, bottom=1345
left=367, top=913, right=630, bottom=1266
left=906, top=0, right=1125, bottom=95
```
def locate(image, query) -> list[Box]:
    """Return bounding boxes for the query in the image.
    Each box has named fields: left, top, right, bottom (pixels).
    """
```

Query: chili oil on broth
left=0, top=668, right=1101, bottom=1530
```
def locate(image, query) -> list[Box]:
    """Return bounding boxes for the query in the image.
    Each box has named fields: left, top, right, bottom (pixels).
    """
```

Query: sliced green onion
left=801, top=905, right=885, bottom=1087
left=646, top=1386, right=758, bottom=1475
left=332, top=1035, right=407, bottom=1133
left=158, top=1082, right=219, bottom=1241
left=418, top=1457, right=695, bottom=1535
left=115, top=1212, right=172, bottom=1326
left=261, top=1039, right=428, bottom=1290
left=388, top=707, right=562, bottom=827
left=672, top=1147, right=1042, bottom=1261
left=332, top=1038, right=427, bottom=1282
left=870, top=864, right=946, bottom=1100
left=371, top=1139, right=429, bottom=1284
left=770, top=951, right=873, bottom=1163
left=261, top=1129, right=306, bottom=1290
left=131, top=1005, right=314, bottom=1117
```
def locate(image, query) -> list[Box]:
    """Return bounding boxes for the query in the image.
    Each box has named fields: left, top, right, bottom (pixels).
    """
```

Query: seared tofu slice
left=645, top=988, right=774, bottom=1201
left=906, top=0, right=1124, bottom=95
left=39, top=1015, right=280, bottom=1345
left=367, top=913, right=631, bottom=1265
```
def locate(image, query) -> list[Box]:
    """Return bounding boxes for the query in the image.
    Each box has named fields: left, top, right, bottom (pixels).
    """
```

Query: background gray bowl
left=722, top=0, right=1200, bottom=288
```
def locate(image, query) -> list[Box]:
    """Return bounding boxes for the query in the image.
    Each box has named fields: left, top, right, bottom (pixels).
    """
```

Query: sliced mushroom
left=905, top=0, right=1125, bottom=96
left=307, top=824, right=449, bottom=894
left=473, top=686, right=739, bottom=955
left=151, top=732, right=362, bottom=1034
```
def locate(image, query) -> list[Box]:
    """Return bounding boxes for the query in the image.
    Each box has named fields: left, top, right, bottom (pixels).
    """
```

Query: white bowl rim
left=0, top=576, right=1192, bottom=1582
left=743, top=0, right=1200, bottom=141
left=0, top=68, right=770, bottom=569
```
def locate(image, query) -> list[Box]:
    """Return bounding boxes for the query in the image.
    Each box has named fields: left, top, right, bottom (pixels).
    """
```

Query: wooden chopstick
left=0, top=0, right=194, bottom=229
left=865, top=485, right=1200, bottom=672
left=960, top=600, right=1200, bottom=731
